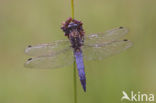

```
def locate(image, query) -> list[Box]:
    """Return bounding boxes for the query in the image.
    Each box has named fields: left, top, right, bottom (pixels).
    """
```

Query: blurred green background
left=0, top=0, right=156, bottom=103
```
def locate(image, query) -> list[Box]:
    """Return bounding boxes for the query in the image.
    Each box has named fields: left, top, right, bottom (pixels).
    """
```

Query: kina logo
left=121, top=91, right=154, bottom=102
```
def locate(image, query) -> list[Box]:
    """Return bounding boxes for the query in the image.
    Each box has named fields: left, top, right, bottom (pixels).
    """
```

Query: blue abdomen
left=74, top=51, right=86, bottom=92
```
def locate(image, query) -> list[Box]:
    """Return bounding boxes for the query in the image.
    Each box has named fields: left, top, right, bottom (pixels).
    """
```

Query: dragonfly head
left=61, top=17, right=85, bottom=38
left=68, top=22, right=78, bottom=30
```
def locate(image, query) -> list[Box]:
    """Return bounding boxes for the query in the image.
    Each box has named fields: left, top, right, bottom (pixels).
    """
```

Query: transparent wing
left=85, top=27, right=128, bottom=45
left=82, top=39, right=132, bottom=61
left=25, top=40, right=71, bottom=57
left=24, top=48, right=74, bottom=69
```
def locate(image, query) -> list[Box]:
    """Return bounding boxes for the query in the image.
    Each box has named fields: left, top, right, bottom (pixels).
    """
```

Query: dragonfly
left=24, top=17, right=132, bottom=92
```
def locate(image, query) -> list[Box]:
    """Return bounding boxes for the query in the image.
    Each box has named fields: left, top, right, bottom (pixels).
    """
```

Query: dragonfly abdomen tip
left=80, top=78, right=86, bottom=92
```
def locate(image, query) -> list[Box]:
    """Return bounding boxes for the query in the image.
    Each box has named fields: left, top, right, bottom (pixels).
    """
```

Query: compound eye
left=73, top=24, right=78, bottom=27
left=68, top=24, right=72, bottom=28
left=68, top=23, right=78, bottom=29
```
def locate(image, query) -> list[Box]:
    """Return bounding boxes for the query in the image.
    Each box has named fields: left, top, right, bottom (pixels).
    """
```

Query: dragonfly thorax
left=69, top=31, right=84, bottom=50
